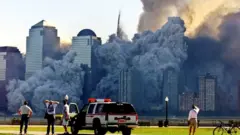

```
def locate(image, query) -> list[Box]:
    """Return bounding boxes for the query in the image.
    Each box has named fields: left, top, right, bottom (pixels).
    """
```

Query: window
left=95, top=104, right=104, bottom=113
left=102, top=103, right=136, bottom=114
left=87, top=104, right=95, bottom=114
left=81, top=104, right=89, bottom=113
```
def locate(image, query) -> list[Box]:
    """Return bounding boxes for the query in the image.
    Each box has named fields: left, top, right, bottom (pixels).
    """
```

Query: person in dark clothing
left=44, top=100, right=59, bottom=135
left=18, top=101, right=33, bottom=135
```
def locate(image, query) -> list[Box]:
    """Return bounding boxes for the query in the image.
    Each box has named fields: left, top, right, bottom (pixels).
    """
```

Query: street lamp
left=164, top=96, right=169, bottom=127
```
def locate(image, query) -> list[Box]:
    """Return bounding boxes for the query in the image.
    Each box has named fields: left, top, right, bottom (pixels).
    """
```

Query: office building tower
left=25, top=20, right=60, bottom=79
left=205, top=73, right=216, bottom=111
left=118, top=68, right=145, bottom=111
left=198, top=75, right=206, bottom=111
left=198, top=73, right=216, bottom=111
left=179, top=91, right=200, bottom=112
left=71, top=29, right=102, bottom=103
left=0, top=46, right=24, bottom=111
left=163, top=68, right=179, bottom=112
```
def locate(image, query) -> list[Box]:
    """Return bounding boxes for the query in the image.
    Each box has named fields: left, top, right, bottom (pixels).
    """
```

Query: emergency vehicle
left=68, top=98, right=138, bottom=135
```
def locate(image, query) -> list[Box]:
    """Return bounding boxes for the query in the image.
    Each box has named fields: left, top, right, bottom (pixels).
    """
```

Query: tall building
left=163, top=68, right=179, bottom=112
left=198, top=73, right=217, bottom=111
left=119, top=69, right=132, bottom=103
left=71, top=29, right=102, bottom=103
left=118, top=68, right=145, bottom=111
left=0, top=46, right=24, bottom=111
left=198, top=75, right=206, bottom=111
left=25, top=20, right=60, bottom=79
left=205, top=73, right=216, bottom=111
left=179, top=91, right=200, bottom=112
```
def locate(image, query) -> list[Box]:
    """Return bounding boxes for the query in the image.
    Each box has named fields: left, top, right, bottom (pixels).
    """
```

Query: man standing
left=188, top=105, right=200, bottom=135
left=18, top=101, right=33, bottom=135
left=62, top=99, right=70, bottom=135
left=45, top=100, right=59, bottom=135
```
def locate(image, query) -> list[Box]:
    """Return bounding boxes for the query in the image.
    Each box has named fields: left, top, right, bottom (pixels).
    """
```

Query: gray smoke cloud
left=93, top=17, right=187, bottom=108
left=138, top=0, right=240, bottom=38
left=7, top=51, right=84, bottom=115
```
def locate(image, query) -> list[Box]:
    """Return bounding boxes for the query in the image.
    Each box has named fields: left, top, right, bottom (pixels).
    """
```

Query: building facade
left=71, top=29, right=102, bottom=103
left=0, top=46, right=24, bottom=111
left=198, top=73, right=216, bottom=111
left=118, top=68, right=145, bottom=111
left=163, top=68, right=179, bottom=112
left=198, top=75, right=206, bottom=111
left=25, top=20, right=60, bottom=79
left=179, top=91, right=200, bottom=112
left=205, top=73, right=216, bottom=111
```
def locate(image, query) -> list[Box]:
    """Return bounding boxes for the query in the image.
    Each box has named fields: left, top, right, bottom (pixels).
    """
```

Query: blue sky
left=0, top=0, right=143, bottom=53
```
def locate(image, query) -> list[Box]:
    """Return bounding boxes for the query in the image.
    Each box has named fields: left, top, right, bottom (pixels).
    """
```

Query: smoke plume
left=94, top=17, right=187, bottom=108
left=7, top=51, right=84, bottom=115
left=138, top=0, right=240, bottom=38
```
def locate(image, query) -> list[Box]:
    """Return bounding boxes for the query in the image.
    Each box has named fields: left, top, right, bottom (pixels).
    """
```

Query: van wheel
left=93, top=119, right=106, bottom=135
left=71, top=119, right=79, bottom=135
left=122, top=128, right=131, bottom=135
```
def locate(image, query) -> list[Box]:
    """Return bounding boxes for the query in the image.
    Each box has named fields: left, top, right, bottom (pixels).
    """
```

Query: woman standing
left=44, top=100, right=59, bottom=135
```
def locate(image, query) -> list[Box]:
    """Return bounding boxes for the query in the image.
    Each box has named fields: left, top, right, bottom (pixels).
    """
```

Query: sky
left=0, top=0, right=143, bottom=53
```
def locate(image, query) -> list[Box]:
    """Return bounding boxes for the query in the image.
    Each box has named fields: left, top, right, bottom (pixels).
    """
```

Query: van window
left=102, top=103, right=136, bottom=114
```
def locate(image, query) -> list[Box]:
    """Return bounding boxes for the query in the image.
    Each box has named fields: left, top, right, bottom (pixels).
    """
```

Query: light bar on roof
left=88, top=98, right=111, bottom=103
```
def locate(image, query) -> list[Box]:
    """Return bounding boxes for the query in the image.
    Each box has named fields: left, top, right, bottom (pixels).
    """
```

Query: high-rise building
left=198, top=75, right=206, bottom=111
left=0, top=46, right=24, bottom=111
left=118, top=68, right=145, bottom=111
left=71, top=29, right=102, bottom=103
left=163, top=68, right=179, bottom=112
left=205, top=73, right=216, bottom=111
left=179, top=91, right=200, bottom=112
left=198, top=73, right=216, bottom=111
left=25, top=20, right=60, bottom=79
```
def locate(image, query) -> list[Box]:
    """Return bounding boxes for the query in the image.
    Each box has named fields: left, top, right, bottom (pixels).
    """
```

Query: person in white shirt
left=188, top=105, right=200, bottom=135
left=62, top=99, right=70, bottom=135
left=18, top=101, right=33, bottom=135
left=44, top=100, right=59, bottom=135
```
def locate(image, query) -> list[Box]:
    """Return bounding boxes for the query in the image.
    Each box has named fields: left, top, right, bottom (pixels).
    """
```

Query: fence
left=0, top=116, right=239, bottom=126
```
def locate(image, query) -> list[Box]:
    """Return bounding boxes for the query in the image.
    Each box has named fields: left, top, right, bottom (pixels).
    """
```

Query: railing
left=0, top=116, right=239, bottom=126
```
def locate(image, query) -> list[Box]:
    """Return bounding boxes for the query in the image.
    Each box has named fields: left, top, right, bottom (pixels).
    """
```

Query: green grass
left=0, top=126, right=216, bottom=135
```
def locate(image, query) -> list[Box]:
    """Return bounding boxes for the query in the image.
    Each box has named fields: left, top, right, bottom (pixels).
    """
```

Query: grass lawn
left=0, top=126, right=215, bottom=135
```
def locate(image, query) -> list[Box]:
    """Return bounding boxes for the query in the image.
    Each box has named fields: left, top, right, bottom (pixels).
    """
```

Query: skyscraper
left=25, top=20, right=60, bottom=79
left=71, top=29, right=102, bottom=103
left=198, top=73, right=217, bottom=111
left=198, top=75, right=206, bottom=111
left=118, top=68, right=145, bottom=111
left=205, top=73, right=216, bottom=111
left=163, top=68, right=179, bottom=112
left=0, top=46, right=24, bottom=111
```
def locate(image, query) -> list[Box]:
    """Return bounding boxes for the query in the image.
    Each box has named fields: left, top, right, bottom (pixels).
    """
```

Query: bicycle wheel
left=213, top=127, right=225, bottom=135
left=231, top=127, right=240, bottom=135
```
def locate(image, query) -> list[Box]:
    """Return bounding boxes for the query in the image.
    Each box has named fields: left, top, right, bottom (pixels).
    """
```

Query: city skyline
left=0, top=0, right=142, bottom=53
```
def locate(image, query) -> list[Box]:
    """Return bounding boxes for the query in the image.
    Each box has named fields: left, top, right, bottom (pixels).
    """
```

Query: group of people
left=18, top=98, right=200, bottom=135
left=18, top=98, right=70, bottom=135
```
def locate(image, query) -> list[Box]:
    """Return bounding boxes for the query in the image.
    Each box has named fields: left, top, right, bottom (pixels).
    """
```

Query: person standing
left=45, top=100, right=59, bottom=135
left=18, top=101, right=33, bottom=135
left=62, top=99, right=70, bottom=135
left=188, top=105, right=200, bottom=135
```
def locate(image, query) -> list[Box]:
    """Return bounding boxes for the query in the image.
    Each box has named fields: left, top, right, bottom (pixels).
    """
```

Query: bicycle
left=213, top=120, right=240, bottom=135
